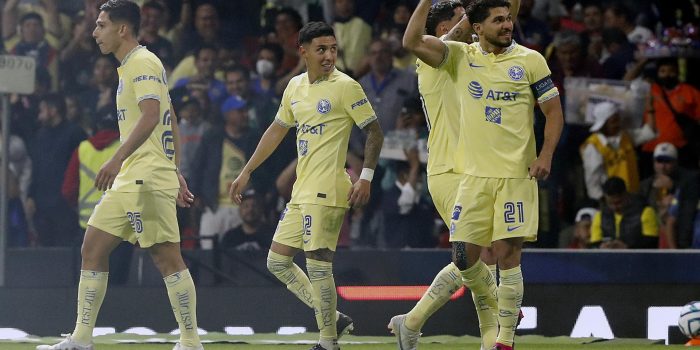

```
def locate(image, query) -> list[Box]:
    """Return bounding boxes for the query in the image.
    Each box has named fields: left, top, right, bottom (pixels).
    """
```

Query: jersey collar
left=121, top=45, right=145, bottom=66
left=477, top=40, right=517, bottom=56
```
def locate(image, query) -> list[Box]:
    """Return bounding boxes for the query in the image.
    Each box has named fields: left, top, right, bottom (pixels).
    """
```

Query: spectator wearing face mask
left=642, top=58, right=700, bottom=170
left=251, top=43, right=284, bottom=98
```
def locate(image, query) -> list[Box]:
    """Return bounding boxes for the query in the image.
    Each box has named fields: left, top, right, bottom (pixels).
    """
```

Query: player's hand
left=229, top=172, right=250, bottom=205
left=176, top=172, right=194, bottom=208
left=95, top=157, right=122, bottom=191
left=348, top=180, right=371, bottom=208
left=528, top=155, right=552, bottom=180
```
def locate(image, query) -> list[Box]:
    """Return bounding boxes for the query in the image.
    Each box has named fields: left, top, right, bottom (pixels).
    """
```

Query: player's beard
left=484, top=30, right=513, bottom=48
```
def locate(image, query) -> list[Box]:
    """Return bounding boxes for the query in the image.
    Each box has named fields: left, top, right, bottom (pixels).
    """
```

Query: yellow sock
left=267, top=250, right=314, bottom=308
left=496, top=266, right=523, bottom=347
left=405, top=263, right=462, bottom=331
left=487, top=264, right=497, bottom=281
left=72, top=270, right=108, bottom=345
left=461, top=261, right=498, bottom=349
left=306, top=259, right=337, bottom=341
left=164, top=269, right=201, bottom=347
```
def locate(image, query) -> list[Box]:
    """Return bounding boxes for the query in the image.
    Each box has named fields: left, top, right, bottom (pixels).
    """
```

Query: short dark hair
left=142, top=1, right=165, bottom=13
left=194, top=43, right=218, bottom=60
left=100, top=0, right=141, bottom=35
left=41, top=93, right=66, bottom=117
left=426, top=0, right=463, bottom=36
left=603, top=176, right=627, bottom=196
left=225, top=65, right=250, bottom=81
left=258, top=43, right=284, bottom=63
left=466, top=0, right=510, bottom=25
left=657, top=57, right=679, bottom=70
left=19, top=12, right=43, bottom=26
left=298, top=21, right=335, bottom=45
left=605, top=2, right=633, bottom=23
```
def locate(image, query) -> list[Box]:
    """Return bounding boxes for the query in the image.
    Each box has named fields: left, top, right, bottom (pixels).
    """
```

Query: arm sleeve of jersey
left=528, top=52, right=559, bottom=104
left=274, top=80, right=295, bottom=129
left=132, top=58, right=167, bottom=103
left=343, top=79, right=377, bottom=129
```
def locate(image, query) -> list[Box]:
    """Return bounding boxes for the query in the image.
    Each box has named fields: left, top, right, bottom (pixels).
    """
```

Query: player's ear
left=298, top=44, right=307, bottom=58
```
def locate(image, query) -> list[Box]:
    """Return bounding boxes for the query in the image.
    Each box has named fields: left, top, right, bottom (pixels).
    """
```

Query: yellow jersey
left=416, top=57, right=460, bottom=176
left=113, top=45, right=179, bottom=192
left=440, top=41, right=559, bottom=178
left=275, top=69, right=377, bottom=208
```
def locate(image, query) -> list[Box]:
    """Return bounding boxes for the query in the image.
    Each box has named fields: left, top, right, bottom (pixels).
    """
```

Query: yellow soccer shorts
left=87, top=189, right=180, bottom=248
left=273, top=203, right=347, bottom=252
left=428, top=172, right=463, bottom=225
left=449, top=174, right=538, bottom=246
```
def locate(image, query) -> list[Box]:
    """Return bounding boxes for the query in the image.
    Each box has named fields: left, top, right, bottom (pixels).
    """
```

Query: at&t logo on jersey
left=485, top=106, right=502, bottom=124
left=317, top=99, right=331, bottom=114
left=468, top=81, right=484, bottom=99
left=508, top=65, right=525, bottom=81
left=297, top=123, right=326, bottom=135
left=468, top=81, right=519, bottom=101
left=298, top=139, right=309, bottom=156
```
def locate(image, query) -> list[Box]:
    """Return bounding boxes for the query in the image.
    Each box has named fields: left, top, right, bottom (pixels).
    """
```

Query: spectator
left=640, top=143, right=700, bottom=248
left=580, top=101, right=656, bottom=200
left=0, top=123, right=32, bottom=205
left=170, top=2, right=222, bottom=62
left=26, top=94, right=86, bottom=246
left=224, top=65, right=278, bottom=132
left=189, top=96, right=260, bottom=249
left=252, top=43, right=285, bottom=98
left=60, top=12, right=100, bottom=94
left=176, top=96, right=210, bottom=183
left=589, top=177, right=659, bottom=249
left=139, top=0, right=175, bottom=71
left=77, top=56, right=119, bottom=121
left=559, top=207, right=598, bottom=249
left=641, top=58, right=700, bottom=170
left=604, top=2, right=654, bottom=45
left=359, top=39, right=417, bottom=135
left=2, top=0, right=62, bottom=91
left=514, top=0, right=553, bottom=52
left=221, top=190, right=274, bottom=250
left=382, top=2, right=416, bottom=70
left=666, top=192, right=700, bottom=249
left=548, top=30, right=603, bottom=90
left=333, top=0, right=372, bottom=76
left=172, top=44, right=227, bottom=108
left=9, top=67, right=52, bottom=144
left=600, top=28, right=635, bottom=80
left=268, top=7, right=303, bottom=74
left=580, top=1, right=604, bottom=62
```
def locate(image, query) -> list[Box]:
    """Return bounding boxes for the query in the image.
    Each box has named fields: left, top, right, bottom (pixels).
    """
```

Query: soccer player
left=228, top=22, right=384, bottom=350
left=389, top=1, right=520, bottom=349
left=37, top=1, right=203, bottom=350
left=402, top=0, right=564, bottom=349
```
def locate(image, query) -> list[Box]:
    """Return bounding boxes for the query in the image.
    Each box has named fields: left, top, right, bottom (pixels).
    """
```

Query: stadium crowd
left=1, top=0, right=699, bottom=250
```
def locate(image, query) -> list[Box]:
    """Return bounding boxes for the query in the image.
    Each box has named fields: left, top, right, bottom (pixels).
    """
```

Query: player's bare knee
left=304, top=248, right=334, bottom=262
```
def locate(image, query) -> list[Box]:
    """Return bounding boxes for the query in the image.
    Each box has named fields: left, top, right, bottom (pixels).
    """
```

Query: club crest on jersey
left=117, top=79, right=124, bottom=95
left=317, top=99, right=331, bottom=114
left=468, top=81, right=484, bottom=99
left=485, top=106, right=502, bottom=124
left=508, top=65, right=525, bottom=81
left=451, top=205, right=462, bottom=221
left=298, top=139, right=309, bottom=156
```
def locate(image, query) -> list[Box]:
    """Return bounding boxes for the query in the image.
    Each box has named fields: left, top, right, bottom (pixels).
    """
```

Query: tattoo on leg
left=452, top=242, right=468, bottom=270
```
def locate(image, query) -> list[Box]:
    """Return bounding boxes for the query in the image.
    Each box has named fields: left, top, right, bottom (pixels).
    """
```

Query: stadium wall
left=1, top=249, right=698, bottom=343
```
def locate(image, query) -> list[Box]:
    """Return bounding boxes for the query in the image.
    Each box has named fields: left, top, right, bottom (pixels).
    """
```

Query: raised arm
left=41, top=0, right=63, bottom=39
left=529, top=96, right=563, bottom=180
left=402, top=0, right=448, bottom=68
left=444, top=0, right=520, bottom=42
left=2, top=0, right=19, bottom=40
left=229, top=122, right=289, bottom=204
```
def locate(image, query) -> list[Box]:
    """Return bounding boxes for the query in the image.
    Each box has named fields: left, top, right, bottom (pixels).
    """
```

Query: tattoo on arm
left=444, top=27, right=465, bottom=41
left=361, top=120, right=384, bottom=169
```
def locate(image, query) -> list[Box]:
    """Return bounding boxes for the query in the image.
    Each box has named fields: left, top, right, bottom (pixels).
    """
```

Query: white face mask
left=256, top=59, right=275, bottom=78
